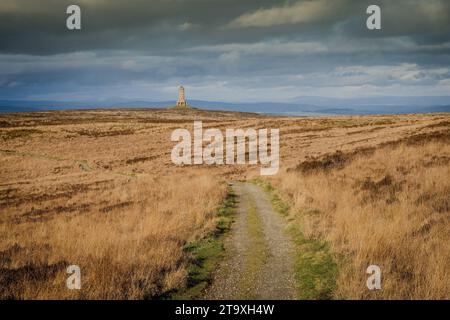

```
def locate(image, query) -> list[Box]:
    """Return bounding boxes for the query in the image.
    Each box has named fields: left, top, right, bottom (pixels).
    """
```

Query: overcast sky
left=1, top=0, right=450, bottom=102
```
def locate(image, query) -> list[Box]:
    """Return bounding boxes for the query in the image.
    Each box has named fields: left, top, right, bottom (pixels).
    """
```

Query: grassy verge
left=170, top=187, right=236, bottom=300
left=250, top=178, right=338, bottom=300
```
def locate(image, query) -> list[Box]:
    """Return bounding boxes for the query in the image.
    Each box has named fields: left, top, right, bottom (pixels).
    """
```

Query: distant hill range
left=1, top=96, right=450, bottom=116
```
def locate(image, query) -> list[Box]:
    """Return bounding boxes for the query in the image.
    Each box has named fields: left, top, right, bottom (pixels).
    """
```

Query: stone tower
left=176, top=86, right=187, bottom=107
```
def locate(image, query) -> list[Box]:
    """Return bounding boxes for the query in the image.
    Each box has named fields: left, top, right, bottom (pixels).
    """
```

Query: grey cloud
left=0, top=0, right=277, bottom=54
left=1, top=0, right=448, bottom=55
left=0, top=0, right=450, bottom=102
left=228, top=0, right=355, bottom=28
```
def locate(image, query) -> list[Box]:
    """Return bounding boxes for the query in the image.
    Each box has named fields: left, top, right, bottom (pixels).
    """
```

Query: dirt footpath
left=204, top=182, right=297, bottom=300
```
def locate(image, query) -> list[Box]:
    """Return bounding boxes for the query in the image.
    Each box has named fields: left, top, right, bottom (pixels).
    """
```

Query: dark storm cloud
left=0, top=0, right=279, bottom=54
left=1, top=0, right=450, bottom=101
left=1, top=0, right=449, bottom=55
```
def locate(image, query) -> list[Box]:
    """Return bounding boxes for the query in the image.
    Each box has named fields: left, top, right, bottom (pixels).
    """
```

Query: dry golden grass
left=0, top=109, right=236, bottom=299
left=0, top=173, right=226, bottom=299
left=271, top=134, right=450, bottom=299
left=0, top=108, right=449, bottom=299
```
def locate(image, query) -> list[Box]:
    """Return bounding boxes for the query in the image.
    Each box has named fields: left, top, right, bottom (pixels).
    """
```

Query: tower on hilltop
left=176, top=86, right=187, bottom=107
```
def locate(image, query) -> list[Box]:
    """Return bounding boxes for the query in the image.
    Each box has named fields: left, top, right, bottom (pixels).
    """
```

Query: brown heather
left=0, top=109, right=449, bottom=299
left=271, top=139, right=450, bottom=299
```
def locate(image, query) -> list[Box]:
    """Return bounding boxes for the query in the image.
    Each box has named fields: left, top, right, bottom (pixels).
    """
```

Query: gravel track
left=204, top=182, right=297, bottom=300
